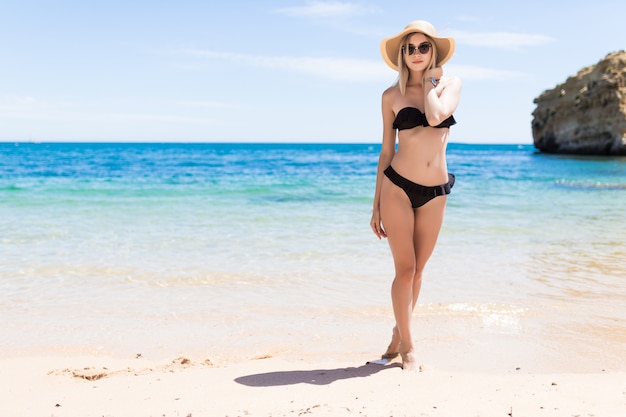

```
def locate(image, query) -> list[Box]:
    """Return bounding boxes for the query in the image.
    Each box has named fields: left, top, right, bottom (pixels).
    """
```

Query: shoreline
left=3, top=314, right=625, bottom=416
left=3, top=296, right=625, bottom=416
left=4, top=300, right=624, bottom=375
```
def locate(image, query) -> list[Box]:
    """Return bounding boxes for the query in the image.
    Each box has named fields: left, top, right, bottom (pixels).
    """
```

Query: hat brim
left=380, top=27, right=455, bottom=71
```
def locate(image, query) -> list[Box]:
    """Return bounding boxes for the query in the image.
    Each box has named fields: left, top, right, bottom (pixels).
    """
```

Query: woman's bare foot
left=381, top=326, right=401, bottom=359
left=400, top=351, right=417, bottom=371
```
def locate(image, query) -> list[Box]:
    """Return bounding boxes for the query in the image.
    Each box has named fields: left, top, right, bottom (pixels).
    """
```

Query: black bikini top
left=392, top=107, right=456, bottom=130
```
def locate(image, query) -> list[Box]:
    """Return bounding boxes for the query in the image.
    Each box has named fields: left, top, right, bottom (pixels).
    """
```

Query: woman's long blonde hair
left=395, top=33, right=438, bottom=95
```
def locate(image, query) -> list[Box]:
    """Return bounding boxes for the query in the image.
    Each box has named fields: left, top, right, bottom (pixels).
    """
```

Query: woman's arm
left=423, top=68, right=462, bottom=127
left=371, top=87, right=397, bottom=239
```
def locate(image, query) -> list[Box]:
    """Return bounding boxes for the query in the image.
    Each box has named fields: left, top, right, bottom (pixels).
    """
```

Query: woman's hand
left=370, top=210, right=387, bottom=239
left=427, top=66, right=443, bottom=81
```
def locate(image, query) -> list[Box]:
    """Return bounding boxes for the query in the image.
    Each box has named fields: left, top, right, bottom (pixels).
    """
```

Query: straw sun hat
left=380, top=20, right=455, bottom=71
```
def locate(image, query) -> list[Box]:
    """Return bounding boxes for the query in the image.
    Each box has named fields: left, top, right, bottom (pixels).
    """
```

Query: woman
left=370, top=20, right=461, bottom=371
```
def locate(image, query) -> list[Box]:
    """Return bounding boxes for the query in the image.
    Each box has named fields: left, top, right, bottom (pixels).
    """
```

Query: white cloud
left=447, top=64, right=527, bottom=80
left=5, top=109, right=216, bottom=125
left=451, top=30, right=555, bottom=49
left=76, top=112, right=215, bottom=125
left=182, top=49, right=528, bottom=83
left=0, top=95, right=56, bottom=111
left=176, top=100, right=239, bottom=109
left=183, top=49, right=388, bottom=82
left=274, top=1, right=380, bottom=18
left=0, top=95, right=216, bottom=125
left=272, top=56, right=388, bottom=82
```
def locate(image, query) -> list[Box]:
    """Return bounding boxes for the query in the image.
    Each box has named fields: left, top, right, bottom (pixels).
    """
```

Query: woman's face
left=403, top=33, right=433, bottom=71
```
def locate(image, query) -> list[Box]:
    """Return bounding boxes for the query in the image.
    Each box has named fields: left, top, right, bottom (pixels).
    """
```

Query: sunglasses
left=402, top=42, right=432, bottom=56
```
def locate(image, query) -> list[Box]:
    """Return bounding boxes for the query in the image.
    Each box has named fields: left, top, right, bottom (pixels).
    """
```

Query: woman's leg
left=399, top=196, right=447, bottom=370
left=411, top=196, right=447, bottom=309
left=379, top=178, right=417, bottom=364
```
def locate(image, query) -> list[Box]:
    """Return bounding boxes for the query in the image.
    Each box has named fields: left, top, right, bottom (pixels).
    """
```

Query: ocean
left=1, top=142, right=624, bottom=372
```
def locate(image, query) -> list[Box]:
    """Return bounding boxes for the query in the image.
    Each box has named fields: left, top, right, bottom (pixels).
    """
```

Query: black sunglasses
left=402, top=42, right=432, bottom=56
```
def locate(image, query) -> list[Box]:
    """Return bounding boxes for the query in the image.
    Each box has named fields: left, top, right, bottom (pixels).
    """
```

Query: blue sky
left=1, top=0, right=624, bottom=144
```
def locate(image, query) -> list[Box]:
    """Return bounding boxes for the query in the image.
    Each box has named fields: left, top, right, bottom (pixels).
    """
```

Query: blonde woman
left=371, top=20, right=461, bottom=370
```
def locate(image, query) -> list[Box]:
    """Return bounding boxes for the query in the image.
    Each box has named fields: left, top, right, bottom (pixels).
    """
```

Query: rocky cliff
left=532, top=50, right=626, bottom=155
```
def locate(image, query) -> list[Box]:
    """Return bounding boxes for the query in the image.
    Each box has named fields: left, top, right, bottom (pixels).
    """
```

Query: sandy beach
left=2, top=349, right=624, bottom=417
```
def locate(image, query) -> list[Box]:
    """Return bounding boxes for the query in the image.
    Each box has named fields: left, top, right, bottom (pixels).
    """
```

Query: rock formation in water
left=531, top=50, right=626, bottom=155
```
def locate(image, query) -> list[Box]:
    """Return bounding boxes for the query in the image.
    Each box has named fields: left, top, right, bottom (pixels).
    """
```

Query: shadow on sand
left=235, top=361, right=401, bottom=387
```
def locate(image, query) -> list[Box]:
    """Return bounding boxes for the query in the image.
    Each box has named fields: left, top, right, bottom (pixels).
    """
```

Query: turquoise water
left=1, top=142, right=625, bottom=371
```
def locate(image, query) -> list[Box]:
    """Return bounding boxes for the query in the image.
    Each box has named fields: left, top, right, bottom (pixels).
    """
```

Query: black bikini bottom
left=384, top=165, right=455, bottom=208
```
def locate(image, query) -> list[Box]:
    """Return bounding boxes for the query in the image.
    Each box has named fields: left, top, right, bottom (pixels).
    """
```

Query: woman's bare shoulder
left=382, top=84, right=400, bottom=102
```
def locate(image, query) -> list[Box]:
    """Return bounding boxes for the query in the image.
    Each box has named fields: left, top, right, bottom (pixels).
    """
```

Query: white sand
left=2, top=353, right=624, bottom=417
